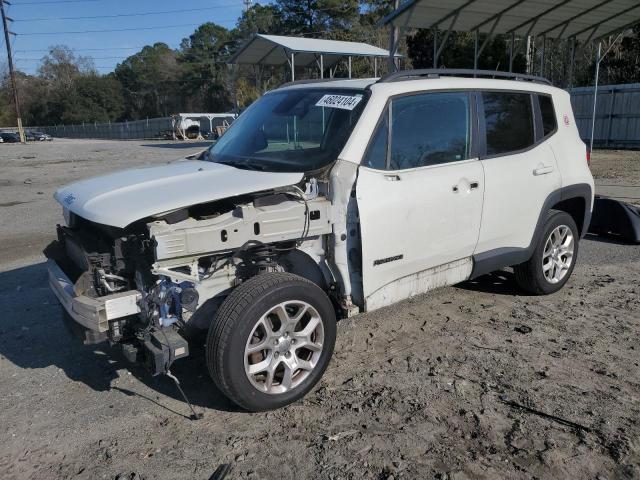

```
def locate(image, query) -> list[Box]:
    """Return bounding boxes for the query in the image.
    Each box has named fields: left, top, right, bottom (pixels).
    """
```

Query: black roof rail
left=378, top=69, right=552, bottom=86
left=278, top=77, right=353, bottom=89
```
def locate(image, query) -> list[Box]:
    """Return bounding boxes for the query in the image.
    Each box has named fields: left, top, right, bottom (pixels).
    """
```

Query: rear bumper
left=47, top=259, right=142, bottom=333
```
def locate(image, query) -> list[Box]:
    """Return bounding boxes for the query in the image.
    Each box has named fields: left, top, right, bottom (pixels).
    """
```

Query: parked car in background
left=0, top=132, right=20, bottom=143
left=29, top=131, right=53, bottom=141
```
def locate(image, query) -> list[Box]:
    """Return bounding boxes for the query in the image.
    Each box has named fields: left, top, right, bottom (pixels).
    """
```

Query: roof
left=381, top=0, right=640, bottom=41
left=229, top=34, right=402, bottom=68
left=278, top=78, right=378, bottom=91
left=277, top=74, right=563, bottom=94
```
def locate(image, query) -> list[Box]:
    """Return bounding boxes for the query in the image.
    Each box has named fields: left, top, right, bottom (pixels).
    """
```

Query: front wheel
left=514, top=210, right=579, bottom=295
left=206, top=272, right=336, bottom=411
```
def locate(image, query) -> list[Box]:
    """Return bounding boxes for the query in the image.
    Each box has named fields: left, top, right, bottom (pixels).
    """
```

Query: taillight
left=586, top=147, right=591, bottom=167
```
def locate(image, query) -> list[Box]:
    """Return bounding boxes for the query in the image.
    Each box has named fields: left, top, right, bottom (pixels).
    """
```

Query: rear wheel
left=206, top=272, right=336, bottom=411
left=514, top=210, right=579, bottom=295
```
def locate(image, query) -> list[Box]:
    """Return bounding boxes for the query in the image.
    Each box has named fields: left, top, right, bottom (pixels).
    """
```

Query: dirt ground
left=0, top=140, right=638, bottom=480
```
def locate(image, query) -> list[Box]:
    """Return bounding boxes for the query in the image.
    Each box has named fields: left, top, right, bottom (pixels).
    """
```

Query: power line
left=15, top=46, right=157, bottom=53
left=15, top=3, right=244, bottom=22
left=10, top=0, right=102, bottom=5
left=16, top=56, right=131, bottom=60
left=16, top=22, right=219, bottom=36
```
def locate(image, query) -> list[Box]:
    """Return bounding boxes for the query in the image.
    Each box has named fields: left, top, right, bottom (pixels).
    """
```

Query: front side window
left=482, top=92, right=535, bottom=156
left=203, top=88, right=367, bottom=172
left=538, top=94, right=557, bottom=137
left=362, top=91, right=471, bottom=170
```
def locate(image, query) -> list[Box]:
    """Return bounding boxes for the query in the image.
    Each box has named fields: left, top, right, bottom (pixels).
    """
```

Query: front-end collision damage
left=47, top=177, right=343, bottom=375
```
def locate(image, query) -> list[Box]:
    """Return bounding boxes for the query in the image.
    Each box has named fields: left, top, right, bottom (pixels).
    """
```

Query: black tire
left=206, top=272, right=336, bottom=412
left=514, top=210, right=580, bottom=295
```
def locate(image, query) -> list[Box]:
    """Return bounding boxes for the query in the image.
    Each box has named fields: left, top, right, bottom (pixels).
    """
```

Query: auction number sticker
left=316, top=94, right=363, bottom=110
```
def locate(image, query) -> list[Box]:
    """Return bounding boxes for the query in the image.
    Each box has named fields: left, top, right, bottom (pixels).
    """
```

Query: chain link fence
left=33, top=117, right=173, bottom=140
left=23, top=115, right=235, bottom=140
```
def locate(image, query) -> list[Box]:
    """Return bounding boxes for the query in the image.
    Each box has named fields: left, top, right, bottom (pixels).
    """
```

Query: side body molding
left=470, top=183, right=593, bottom=279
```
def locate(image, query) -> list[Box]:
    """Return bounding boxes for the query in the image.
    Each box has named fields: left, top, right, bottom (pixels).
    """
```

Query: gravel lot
left=0, top=140, right=638, bottom=480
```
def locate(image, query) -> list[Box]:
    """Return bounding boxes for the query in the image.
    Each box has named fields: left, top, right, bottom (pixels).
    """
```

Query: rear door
left=475, top=91, right=562, bottom=257
left=356, top=91, right=485, bottom=303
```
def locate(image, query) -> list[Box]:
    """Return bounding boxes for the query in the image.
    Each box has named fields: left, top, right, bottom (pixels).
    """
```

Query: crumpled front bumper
left=47, top=259, right=142, bottom=334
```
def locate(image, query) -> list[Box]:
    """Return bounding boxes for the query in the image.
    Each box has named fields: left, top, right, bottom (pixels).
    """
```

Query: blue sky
left=2, top=0, right=263, bottom=75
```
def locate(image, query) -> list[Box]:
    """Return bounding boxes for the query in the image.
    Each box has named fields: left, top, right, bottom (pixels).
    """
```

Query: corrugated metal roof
left=229, top=34, right=401, bottom=67
left=381, top=0, right=640, bottom=41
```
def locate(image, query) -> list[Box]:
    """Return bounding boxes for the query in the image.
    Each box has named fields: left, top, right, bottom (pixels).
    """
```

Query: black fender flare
left=470, top=183, right=593, bottom=279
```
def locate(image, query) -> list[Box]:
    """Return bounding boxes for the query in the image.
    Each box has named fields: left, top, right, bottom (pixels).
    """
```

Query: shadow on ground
left=0, top=262, right=237, bottom=414
left=141, top=142, right=211, bottom=150
left=457, top=269, right=523, bottom=296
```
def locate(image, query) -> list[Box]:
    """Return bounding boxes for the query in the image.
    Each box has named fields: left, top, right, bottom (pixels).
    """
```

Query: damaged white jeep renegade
left=47, top=70, right=594, bottom=411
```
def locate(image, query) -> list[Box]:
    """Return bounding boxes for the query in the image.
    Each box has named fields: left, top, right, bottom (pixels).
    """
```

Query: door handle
left=453, top=181, right=480, bottom=193
left=384, top=174, right=400, bottom=181
left=533, top=165, right=554, bottom=176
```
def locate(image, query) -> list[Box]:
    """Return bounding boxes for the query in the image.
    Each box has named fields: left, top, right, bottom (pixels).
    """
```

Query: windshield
left=203, top=88, right=368, bottom=172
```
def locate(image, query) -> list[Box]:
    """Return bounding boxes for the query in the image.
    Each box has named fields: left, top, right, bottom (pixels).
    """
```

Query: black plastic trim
left=470, top=183, right=593, bottom=279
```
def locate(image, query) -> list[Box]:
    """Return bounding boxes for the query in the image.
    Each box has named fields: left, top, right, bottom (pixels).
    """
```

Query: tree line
left=1, top=0, right=639, bottom=127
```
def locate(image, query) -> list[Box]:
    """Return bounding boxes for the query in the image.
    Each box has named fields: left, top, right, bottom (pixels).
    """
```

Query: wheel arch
left=551, top=183, right=593, bottom=238
left=279, top=249, right=329, bottom=292
left=470, top=183, right=593, bottom=279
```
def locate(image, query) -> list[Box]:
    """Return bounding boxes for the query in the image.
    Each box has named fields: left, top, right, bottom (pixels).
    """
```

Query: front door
left=356, top=91, right=485, bottom=308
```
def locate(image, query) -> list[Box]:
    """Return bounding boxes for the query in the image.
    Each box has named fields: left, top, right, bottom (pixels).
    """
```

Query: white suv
left=47, top=70, right=594, bottom=411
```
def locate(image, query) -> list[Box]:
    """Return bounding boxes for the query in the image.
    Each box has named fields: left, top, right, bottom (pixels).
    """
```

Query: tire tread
left=205, top=272, right=317, bottom=408
left=514, top=209, right=578, bottom=295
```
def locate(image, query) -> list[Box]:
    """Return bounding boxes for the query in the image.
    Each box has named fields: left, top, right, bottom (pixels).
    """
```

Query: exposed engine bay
left=46, top=179, right=351, bottom=376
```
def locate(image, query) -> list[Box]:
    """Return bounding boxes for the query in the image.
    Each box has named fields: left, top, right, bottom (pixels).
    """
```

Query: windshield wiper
left=215, top=159, right=268, bottom=171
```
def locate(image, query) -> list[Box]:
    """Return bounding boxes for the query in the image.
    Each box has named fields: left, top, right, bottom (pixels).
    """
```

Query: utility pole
left=1, top=0, right=25, bottom=143
left=243, top=0, right=252, bottom=12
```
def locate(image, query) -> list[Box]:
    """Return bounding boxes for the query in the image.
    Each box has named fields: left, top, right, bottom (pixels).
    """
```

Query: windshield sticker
left=315, top=94, right=362, bottom=110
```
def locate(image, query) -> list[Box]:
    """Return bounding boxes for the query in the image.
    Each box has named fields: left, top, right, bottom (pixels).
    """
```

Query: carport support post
left=509, top=32, right=515, bottom=72
left=348, top=56, right=352, bottom=78
left=568, top=37, right=576, bottom=88
left=540, top=35, right=546, bottom=77
left=590, top=42, right=602, bottom=155
left=374, top=57, right=378, bottom=78
left=291, top=52, right=295, bottom=82
left=433, top=27, right=438, bottom=68
left=320, top=54, right=324, bottom=79
left=387, top=0, right=400, bottom=72
left=473, top=30, right=478, bottom=70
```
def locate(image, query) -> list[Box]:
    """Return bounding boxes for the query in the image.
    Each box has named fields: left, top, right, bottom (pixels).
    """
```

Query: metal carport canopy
left=381, top=0, right=640, bottom=41
left=228, top=33, right=401, bottom=78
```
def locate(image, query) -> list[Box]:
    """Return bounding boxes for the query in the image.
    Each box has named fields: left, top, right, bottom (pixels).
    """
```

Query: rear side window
left=482, top=92, right=535, bottom=156
left=538, top=94, right=557, bottom=137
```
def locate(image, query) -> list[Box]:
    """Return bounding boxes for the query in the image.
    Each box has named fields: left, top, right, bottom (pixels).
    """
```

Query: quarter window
left=482, top=92, right=535, bottom=156
left=538, top=94, right=557, bottom=137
